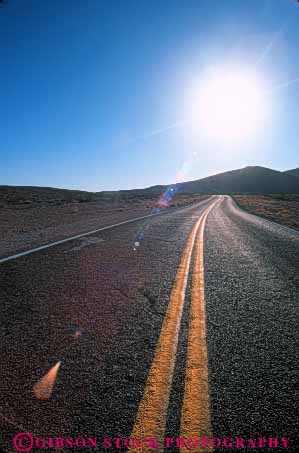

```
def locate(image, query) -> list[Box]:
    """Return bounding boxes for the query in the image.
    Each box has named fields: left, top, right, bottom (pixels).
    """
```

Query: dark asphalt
left=0, top=196, right=298, bottom=452
left=205, top=196, right=298, bottom=452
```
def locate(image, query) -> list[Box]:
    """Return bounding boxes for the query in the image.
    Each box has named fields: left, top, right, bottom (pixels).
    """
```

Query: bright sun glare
left=194, top=70, right=265, bottom=143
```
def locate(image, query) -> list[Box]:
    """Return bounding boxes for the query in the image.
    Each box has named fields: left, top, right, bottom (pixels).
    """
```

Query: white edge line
left=0, top=199, right=214, bottom=265
left=230, top=195, right=299, bottom=235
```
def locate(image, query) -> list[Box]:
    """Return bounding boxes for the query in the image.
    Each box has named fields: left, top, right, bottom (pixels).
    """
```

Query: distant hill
left=174, top=166, right=299, bottom=194
left=0, top=185, right=98, bottom=205
left=1, top=166, right=299, bottom=204
left=284, top=168, right=299, bottom=178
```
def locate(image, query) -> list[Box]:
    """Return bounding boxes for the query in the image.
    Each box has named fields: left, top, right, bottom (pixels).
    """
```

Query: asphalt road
left=0, top=195, right=298, bottom=452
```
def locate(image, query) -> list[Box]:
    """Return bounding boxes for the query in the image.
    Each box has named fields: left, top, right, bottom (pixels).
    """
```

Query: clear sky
left=0, top=0, right=298, bottom=191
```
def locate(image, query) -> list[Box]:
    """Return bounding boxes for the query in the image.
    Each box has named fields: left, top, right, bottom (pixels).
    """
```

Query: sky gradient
left=0, top=0, right=298, bottom=191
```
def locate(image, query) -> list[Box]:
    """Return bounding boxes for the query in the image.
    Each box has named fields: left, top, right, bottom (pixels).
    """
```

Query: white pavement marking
left=228, top=195, right=299, bottom=235
left=0, top=201, right=212, bottom=265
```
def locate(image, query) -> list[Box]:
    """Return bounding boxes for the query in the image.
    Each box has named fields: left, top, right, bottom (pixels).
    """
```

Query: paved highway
left=0, top=195, right=298, bottom=452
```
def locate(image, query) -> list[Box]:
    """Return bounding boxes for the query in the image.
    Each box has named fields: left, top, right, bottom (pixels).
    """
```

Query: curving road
left=0, top=195, right=298, bottom=452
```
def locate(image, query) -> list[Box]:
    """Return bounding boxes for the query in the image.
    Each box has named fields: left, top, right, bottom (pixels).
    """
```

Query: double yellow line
left=130, top=197, right=221, bottom=452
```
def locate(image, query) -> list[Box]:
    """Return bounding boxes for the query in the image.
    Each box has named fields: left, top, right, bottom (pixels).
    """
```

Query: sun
left=193, top=70, right=265, bottom=143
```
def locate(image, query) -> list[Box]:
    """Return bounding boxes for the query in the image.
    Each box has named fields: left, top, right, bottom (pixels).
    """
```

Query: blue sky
left=0, top=0, right=298, bottom=191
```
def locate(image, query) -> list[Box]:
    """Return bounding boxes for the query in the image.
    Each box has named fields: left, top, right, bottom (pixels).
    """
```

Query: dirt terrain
left=0, top=186, right=208, bottom=258
left=0, top=196, right=298, bottom=451
left=2, top=186, right=298, bottom=259
left=233, top=194, right=299, bottom=230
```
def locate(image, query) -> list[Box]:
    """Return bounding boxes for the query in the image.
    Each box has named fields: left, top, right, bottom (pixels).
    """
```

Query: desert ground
left=233, top=194, right=299, bottom=230
left=0, top=195, right=297, bottom=451
left=1, top=186, right=298, bottom=260
left=0, top=186, right=208, bottom=258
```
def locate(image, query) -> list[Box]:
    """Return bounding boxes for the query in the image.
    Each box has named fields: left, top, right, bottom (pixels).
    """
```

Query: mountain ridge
left=284, top=168, right=299, bottom=178
left=1, top=166, right=299, bottom=202
left=173, top=165, right=299, bottom=194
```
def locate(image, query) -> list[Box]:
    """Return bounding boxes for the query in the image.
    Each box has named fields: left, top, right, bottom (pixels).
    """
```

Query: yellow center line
left=180, top=198, right=221, bottom=452
left=129, top=197, right=219, bottom=453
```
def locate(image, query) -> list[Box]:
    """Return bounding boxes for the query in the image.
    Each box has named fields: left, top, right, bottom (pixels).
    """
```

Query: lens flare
left=33, top=361, right=61, bottom=400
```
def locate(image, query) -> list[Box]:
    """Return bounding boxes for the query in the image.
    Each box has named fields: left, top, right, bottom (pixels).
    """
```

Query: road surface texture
left=0, top=195, right=298, bottom=452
